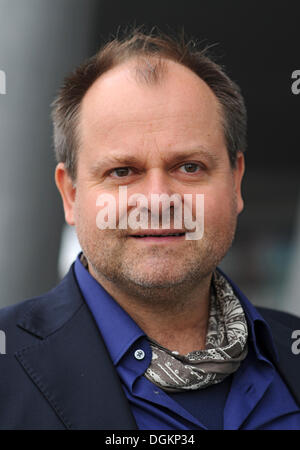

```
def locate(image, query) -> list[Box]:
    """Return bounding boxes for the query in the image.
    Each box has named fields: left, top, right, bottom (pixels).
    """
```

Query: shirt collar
left=216, top=267, right=279, bottom=365
left=74, top=253, right=145, bottom=366
left=74, top=252, right=279, bottom=368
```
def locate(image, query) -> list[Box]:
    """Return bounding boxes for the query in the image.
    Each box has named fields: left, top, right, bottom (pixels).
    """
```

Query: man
left=0, top=29, right=299, bottom=430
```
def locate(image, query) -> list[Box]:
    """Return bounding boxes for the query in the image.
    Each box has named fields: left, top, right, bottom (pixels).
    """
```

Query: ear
left=55, top=163, right=76, bottom=225
left=232, top=152, right=245, bottom=215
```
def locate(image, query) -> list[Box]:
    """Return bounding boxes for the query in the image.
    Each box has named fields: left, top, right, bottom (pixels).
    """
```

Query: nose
left=133, top=168, right=183, bottom=227
left=142, top=168, right=175, bottom=198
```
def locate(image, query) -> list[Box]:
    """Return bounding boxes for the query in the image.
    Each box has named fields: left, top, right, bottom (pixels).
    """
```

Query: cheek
left=74, top=191, right=99, bottom=228
left=202, top=186, right=237, bottom=231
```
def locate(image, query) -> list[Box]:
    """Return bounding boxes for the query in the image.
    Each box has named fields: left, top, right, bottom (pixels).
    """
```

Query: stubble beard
left=75, top=206, right=238, bottom=309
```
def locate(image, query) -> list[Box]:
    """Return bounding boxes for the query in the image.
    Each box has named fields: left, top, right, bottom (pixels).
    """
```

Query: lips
left=130, top=230, right=185, bottom=237
left=129, top=230, right=186, bottom=239
left=132, top=232, right=185, bottom=238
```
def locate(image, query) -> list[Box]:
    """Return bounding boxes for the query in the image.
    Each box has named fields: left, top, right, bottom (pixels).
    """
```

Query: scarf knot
left=145, top=270, right=248, bottom=392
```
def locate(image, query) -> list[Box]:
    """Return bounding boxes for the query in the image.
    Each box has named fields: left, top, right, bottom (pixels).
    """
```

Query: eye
left=179, top=163, right=203, bottom=174
left=109, top=167, right=133, bottom=178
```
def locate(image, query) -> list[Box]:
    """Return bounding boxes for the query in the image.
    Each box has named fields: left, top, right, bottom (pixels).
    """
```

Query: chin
left=126, top=270, right=190, bottom=289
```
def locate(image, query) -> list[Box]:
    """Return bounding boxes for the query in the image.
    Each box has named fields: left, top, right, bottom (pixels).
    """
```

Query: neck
left=88, top=263, right=212, bottom=354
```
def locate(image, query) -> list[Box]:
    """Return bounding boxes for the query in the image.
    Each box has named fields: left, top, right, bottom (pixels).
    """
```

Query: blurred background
left=0, top=0, right=299, bottom=314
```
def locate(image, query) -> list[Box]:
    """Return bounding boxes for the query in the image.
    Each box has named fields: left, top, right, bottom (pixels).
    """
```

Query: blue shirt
left=74, top=253, right=300, bottom=430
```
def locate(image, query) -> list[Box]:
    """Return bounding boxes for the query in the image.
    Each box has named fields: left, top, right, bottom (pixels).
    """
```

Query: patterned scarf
left=144, top=270, right=248, bottom=392
left=79, top=253, right=248, bottom=391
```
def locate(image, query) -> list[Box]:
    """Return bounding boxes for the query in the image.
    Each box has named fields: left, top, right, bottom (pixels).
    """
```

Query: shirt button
left=134, top=349, right=145, bottom=360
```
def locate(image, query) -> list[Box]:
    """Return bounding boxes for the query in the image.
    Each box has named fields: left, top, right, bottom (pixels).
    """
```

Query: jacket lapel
left=15, top=265, right=137, bottom=430
left=256, top=308, right=300, bottom=407
left=16, top=264, right=300, bottom=428
left=218, top=268, right=300, bottom=408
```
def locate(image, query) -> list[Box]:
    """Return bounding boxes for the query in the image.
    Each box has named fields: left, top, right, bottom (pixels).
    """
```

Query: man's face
left=56, top=59, right=244, bottom=299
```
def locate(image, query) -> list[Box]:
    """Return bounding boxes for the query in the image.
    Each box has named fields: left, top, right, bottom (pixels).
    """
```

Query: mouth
left=129, top=231, right=186, bottom=242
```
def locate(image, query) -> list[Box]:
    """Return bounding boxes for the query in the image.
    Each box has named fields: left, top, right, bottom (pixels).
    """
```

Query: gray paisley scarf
left=144, top=270, right=248, bottom=392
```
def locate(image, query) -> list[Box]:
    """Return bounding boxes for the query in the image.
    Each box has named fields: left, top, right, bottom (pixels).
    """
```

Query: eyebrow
left=89, top=155, right=141, bottom=178
left=89, top=147, right=220, bottom=177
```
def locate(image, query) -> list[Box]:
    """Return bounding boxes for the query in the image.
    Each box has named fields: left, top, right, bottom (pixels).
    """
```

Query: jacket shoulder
left=0, top=296, right=41, bottom=346
left=256, top=306, right=300, bottom=331
left=0, top=295, right=39, bottom=325
left=0, top=263, right=83, bottom=350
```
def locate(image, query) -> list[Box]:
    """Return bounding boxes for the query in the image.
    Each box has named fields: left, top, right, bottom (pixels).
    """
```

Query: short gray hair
left=51, top=27, right=247, bottom=181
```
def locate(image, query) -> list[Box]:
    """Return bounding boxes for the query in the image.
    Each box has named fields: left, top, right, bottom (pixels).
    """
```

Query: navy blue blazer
left=0, top=263, right=299, bottom=429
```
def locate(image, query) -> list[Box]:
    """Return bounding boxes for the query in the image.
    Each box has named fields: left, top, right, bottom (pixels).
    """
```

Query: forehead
left=78, top=59, right=225, bottom=161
